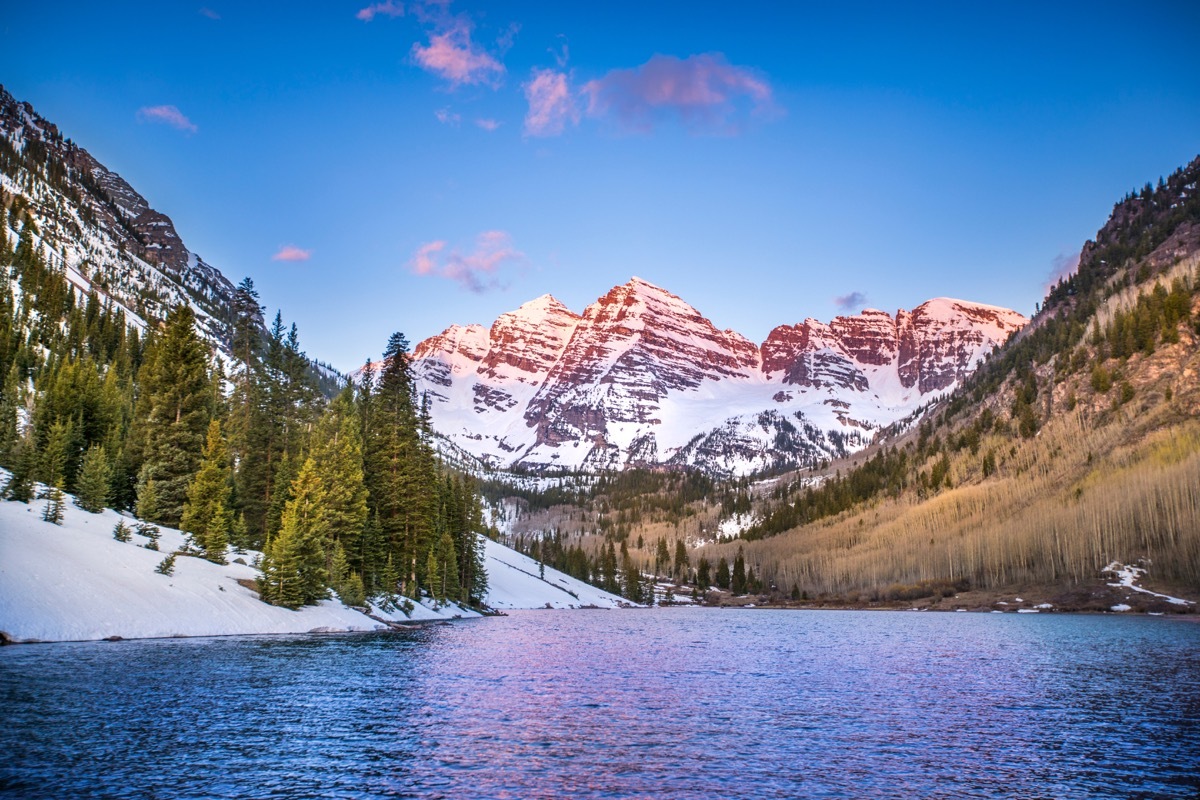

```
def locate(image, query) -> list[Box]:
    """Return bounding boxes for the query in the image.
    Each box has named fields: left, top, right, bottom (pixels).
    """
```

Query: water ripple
left=2, top=610, right=1199, bottom=799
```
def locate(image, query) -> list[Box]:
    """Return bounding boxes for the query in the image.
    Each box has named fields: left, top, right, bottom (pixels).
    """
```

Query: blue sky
left=3, top=1, right=1198, bottom=370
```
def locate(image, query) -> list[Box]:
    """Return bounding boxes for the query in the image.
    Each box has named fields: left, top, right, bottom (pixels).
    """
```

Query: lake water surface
left=2, top=609, right=1199, bottom=799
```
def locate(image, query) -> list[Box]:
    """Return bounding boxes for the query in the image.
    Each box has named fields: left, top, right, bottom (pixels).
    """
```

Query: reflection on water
left=2, top=610, right=1198, bottom=799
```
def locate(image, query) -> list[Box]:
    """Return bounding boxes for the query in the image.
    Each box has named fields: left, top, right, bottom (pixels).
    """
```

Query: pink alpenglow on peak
left=406, top=278, right=1028, bottom=476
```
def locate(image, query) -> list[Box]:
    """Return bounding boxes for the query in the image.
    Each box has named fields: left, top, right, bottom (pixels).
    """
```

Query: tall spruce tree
left=137, top=305, right=211, bottom=526
left=364, top=333, right=437, bottom=597
left=181, top=420, right=233, bottom=563
left=74, top=443, right=111, bottom=513
left=259, top=457, right=329, bottom=608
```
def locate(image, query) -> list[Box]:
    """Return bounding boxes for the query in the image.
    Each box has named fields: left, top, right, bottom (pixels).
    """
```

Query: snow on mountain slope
left=411, top=279, right=1027, bottom=476
left=0, top=85, right=246, bottom=354
left=0, top=481, right=628, bottom=644
left=481, top=538, right=632, bottom=609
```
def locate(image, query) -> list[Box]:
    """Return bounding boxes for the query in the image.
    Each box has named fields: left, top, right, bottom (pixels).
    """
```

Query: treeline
left=741, top=447, right=911, bottom=540
left=0, top=218, right=487, bottom=611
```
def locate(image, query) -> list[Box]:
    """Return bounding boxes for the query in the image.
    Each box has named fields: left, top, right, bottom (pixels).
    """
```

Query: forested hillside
left=489, top=158, right=1200, bottom=608
left=0, top=112, right=490, bottom=612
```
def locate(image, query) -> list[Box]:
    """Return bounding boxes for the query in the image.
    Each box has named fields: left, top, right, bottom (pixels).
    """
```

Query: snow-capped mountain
left=412, top=278, right=1027, bottom=476
left=0, top=85, right=246, bottom=352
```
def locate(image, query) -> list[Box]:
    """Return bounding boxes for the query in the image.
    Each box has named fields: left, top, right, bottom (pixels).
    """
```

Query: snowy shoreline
left=0, top=484, right=629, bottom=645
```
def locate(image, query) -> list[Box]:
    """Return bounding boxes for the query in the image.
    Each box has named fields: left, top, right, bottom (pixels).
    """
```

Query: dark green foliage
left=155, top=553, right=177, bottom=576
left=112, top=519, right=132, bottom=542
left=181, top=420, right=233, bottom=563
left=3, top=436, right=36, bottom=501
left=731, top=546, right=747, bottom=595
left=715, top=556, right=731, bottom=590
left=42, top=486, right=65, bottom=524
left=673, top=539, right=689, bottom=580
left=133, top=305, right=212, bottom=526
left=259, top=457, right=329, bottom=608
left=743, top=447, right=910, bottom=540
left=696, top=557, right=711, bottom=590
left=74, top=443, right=111, bottom=513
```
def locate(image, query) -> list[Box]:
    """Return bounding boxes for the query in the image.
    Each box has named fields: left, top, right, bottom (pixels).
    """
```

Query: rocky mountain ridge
left=0, top=85, right=246, bottom=352
left=412, top=278, right=1027, bottom=476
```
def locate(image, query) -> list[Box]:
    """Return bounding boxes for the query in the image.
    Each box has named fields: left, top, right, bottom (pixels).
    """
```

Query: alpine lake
left=3, top=608, right=1198, bottom=799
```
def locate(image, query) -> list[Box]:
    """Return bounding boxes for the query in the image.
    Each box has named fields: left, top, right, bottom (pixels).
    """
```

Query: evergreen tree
left=135, top=466, right=160, bottom=521
left=655, top=537, right=670, bottom=576
left=673, top=539, right=689, bottom=581
left=716, top=556, right=731, bottom=590
left=181, top=420, right=233, bottom=562
left=696, top=557, right=711, bottom=591
left=42, top=486, right=65, bottom=524
left=74, top=443, right=111, bottom=512
left=364, top=332, right=437, bottom=596
left=309, top=389, right=368, bottom=569
left=155, top=553, right=177, bottom=576
left=258, top=457, right=329, bottom=608
left=112, top=519, right=132, bottom=542
left=3, top=435, right=36, bottom=501
left=0, top=362, right=21, bottom=462
left=732, top=546, right=748, bottom=595
left=39, top=417, right=73, bottom=489
left=137, top=305, right=211, bottom=525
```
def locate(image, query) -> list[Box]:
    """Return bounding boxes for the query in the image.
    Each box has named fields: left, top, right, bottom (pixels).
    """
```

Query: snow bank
left=0, top=483, right=628, bottom=643
left=481, top=538, right=631, bottom=610
left=1102, top=562, right=1194, bottom=606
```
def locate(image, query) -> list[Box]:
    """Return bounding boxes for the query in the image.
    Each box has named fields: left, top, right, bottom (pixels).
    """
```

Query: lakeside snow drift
left=0, top=485, right=628, bottom=644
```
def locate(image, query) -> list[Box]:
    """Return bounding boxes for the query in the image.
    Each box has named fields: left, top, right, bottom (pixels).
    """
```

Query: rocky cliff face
left=0, top=84, right=244, bottom=351
left=412, top=278, right=1027, bottom=476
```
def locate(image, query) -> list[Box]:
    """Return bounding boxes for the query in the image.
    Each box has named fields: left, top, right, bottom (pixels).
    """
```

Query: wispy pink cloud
left=582, top=53, right=776, bottom=134
left=474, top=117, right=501, bottom=132
left=408, top=230, right=523, bottom=292
left=522, top=68, right=579, bottom=137
left=356, top=1, right=403, bottom=22
left=136, top=105, right=198, bottom=134
left=199, top=7, right=220, bottom=20
left=411, top=18, right=505, bottom=88
left=434, top=107, right=461, bottom=126
left=272, top=245, right=312, bottom=262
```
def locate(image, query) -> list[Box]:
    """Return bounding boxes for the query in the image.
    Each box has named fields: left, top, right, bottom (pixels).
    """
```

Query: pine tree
left=137, top=304, right=211, bottom=526
left=363, top=333, right=438, bottom=597
left=42, top=486, right=65, bottom=524
left=655, top=537, right=670, bottom=576
left=0, top=362, right=21, bottom=463
left=258, top=457, right=329, bottom=608
left=309, top=389, right=368, bottom=569
left=673, top=539, right=689, bottom=581
left=732, top=546, right=747, bottom=595
left=39, top=417, right=74, bottom=490
left=112, top=519, right=132, bottom=542
left=181, top=420, right=233, bottom=562
left=155, top=553, right=177, bottom=576
left=3, top=435, right=36, bottom=502
left=74, top=443, right=111, bottom=513
left=716, top=556, right=731, bottom=590
left=135, top=466, right=159, bottom=522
